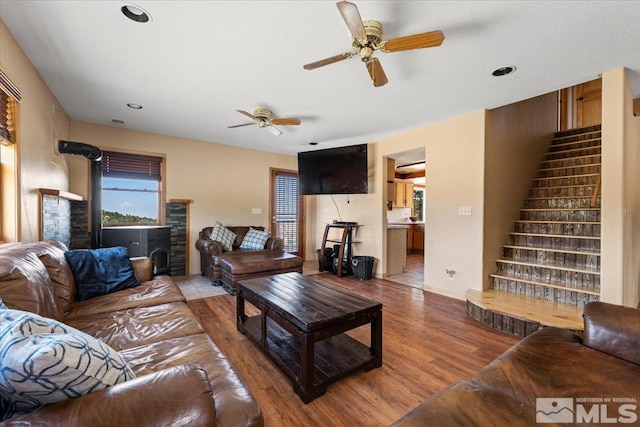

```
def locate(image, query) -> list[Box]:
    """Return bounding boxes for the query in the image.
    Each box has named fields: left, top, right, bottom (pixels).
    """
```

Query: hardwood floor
left=187, top=273, right=520, bottom=426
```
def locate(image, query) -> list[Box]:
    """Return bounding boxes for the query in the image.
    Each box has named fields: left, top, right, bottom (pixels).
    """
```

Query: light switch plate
left=251, top=208, right=262, bottom=215
left=458, top=206, right=472, bottom=216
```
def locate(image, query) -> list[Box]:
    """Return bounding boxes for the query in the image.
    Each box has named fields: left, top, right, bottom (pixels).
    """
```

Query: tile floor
left=386, top=253, right=424, bottom=289
left=175, top=261, right=321, bottom=301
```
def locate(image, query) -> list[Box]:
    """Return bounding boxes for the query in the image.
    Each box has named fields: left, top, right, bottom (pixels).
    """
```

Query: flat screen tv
left=298, top=144, right=368, bottom=195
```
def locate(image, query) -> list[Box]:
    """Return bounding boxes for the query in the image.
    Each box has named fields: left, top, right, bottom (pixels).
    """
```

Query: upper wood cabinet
left=393, top=181, right=414, bottom=208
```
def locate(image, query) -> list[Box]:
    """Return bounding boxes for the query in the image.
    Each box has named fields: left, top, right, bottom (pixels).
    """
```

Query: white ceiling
left=2, top=1, right=639, bottom=156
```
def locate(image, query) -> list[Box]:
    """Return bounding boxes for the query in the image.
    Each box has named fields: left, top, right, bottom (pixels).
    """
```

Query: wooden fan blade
left=228, top=122, right=256, bottom=129
left=266, top=125, right=282, bottom=136
left=366, top=57, right=388, bottom=87
left=337, top=1, right=368, bottom=44
left=381, top=30, right=445, bottom=53
left=304, top=52, right=354, bottom=70
left=271, top=118, right=301, bottom=126
left=236, top=109, right=257, bottom=120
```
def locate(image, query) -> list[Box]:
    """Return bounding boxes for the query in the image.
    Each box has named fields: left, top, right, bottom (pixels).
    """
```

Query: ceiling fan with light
left=304, top=1, right=445, bottom=87
left=227, top=108, right=301, bottom=136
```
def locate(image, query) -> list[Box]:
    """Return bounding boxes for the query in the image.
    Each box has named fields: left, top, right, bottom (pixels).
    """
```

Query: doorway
left=270, top=168, right=304, bottom=257
left=386, top=148, right=425, bottom=289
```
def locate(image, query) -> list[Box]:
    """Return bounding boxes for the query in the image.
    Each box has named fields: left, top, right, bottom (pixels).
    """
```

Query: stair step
left=510, top=232, right=600, bottom=240
left=537, top=164, right=600, bottom=178
left=523, top=197, right=597, bottom=209
left=541, top=154, right=601, bottom=168
left=529, top=185, right=595, bottom=198
left=503, top=244, right=600, bottom=256
left=466, top=289, right=584, bottom=332
left=514, top=220, right=600, bottom=237
left=533, top=174, right=599, bottom=188
left=496, top=259, right=599, bottom=275
left=554, top=124, right=601, bottom=136
left=549, top=137, right=601, bottom=150
left=545, top=146, right=601, bottom=160
left=490, top=274, right=600, bottom=296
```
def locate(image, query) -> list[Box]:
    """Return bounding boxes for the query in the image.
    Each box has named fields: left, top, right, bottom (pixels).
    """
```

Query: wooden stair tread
left=510, top=232, right=600, bottom=240
left=541, top=153, right=601, bottom=164
left=545, top=147, right=601, bottom=157
left=489, top=274, right=600, bottom=296
left=466, top=289, right=583, bottom=331
left=526, top=195, right=598, bottom=201
left=503, top=244, right=600, bottom=256
left=496, top=259, right=600, bottom=274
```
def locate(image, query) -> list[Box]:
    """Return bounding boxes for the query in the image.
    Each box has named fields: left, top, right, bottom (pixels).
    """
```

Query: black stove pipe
left=58, top=140, right=103, bottom=249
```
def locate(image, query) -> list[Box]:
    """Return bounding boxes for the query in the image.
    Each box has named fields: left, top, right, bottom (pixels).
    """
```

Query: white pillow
left=209, top=221, right=237, bottom=251
left=239, top=227, right=271, bottom=250
left=0, top=309, right=135, bottom=414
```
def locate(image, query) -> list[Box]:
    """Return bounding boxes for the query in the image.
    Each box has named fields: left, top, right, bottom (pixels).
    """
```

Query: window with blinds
left=274, top=172, right=300, bottom=253
left=101, top=151, right=163, bottom=225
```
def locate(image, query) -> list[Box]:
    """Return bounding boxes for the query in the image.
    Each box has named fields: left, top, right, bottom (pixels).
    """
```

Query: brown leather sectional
left=0, top=240, right=263, bottom=426
left=195, top=226, right=303, bottom=294
left=391, top=301, right=640, bottom=426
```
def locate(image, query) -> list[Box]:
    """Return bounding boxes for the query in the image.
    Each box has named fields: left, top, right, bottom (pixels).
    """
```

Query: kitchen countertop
left=387, top=224, right=409, bottom=229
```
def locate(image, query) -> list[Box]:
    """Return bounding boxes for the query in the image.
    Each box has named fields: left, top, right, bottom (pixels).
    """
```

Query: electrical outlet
left=251, top=208, right=262, bottom=215
left=458, top=207, right=472, bottom=216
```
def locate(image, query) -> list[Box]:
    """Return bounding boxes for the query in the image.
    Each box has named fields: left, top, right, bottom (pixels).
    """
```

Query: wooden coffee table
left=236, top=272, right=383, bottom=403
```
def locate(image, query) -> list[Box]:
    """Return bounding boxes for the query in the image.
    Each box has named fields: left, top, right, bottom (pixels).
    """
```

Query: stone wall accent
left=166, top=202, right=188, bottom=276
left=42, top=195, right=71, bottom=248
left=70, top=201, right=90, bottom=249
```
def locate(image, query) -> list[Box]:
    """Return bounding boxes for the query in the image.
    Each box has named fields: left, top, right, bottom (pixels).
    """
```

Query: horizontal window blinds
left=102, top=151, right=162, bottom=181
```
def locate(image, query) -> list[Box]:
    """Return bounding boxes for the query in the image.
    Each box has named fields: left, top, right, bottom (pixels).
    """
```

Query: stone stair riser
left=542, top=155, right=601, bottom=169
left=520, top=210, right=600, bottom=222
left=510, top=235, right=600, bottom=252
left=514, top=222, right=600, bottom=237
left=496, top=263, right=600, bottom=290
left=503, top=248, right=600, bottom=269
left=537, top=164, right=600, bottom=178
left=529, top=187, right=594, bottom=198
left=491, top=277, right=600, bottom=307
left=549, top=139, right=601, bottom=152
left=545, top=146, right=601, bottom=160
left=524, top=198, right=599, bottom=209
left=552, top=130, right=601, bottom=142
left=534, top=175, right=599, bottom=188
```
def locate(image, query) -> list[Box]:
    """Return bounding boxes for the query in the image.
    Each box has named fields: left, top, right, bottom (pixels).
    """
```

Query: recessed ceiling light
left=309, top=142, right=319, bottom=146
left=127, top=103, right=143, bottom=110
left=121, top=4, right=152, bottom=23
left=492, top=66, right=516, bottom=77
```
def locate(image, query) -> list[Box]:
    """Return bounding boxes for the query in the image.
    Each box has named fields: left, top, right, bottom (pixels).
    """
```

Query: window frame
left=96, top=148, right=166, bottom=227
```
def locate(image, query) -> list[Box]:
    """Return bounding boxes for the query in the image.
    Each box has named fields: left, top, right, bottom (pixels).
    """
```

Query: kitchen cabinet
left=393, top=181, right=414, bottom=208
left=387, top=225, right=407, bottom=276
left=406, top=223, right=425, bottom=253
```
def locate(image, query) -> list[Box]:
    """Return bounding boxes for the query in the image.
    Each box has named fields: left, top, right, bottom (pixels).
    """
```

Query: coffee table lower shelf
left=242, top=315, right=376, bottom=402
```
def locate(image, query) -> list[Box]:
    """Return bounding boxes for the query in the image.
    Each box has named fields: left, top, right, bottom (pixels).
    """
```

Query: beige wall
left=601, top=67, right=640, bottom=307
left=68, top=121, right=297, bottom=275
left=306, top=111, right=487, bottom=300
left=0, top=19, right=71, bottom=242
left=483, top=93, right=558, bottom=289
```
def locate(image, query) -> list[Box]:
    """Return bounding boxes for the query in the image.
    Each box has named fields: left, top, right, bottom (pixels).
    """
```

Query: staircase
left=466, top=125, right=602, bottom=337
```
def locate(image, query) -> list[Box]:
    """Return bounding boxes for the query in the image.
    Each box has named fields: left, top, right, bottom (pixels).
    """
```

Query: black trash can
left=316, top=248, right=334, bottom=272
left=351, top=256, right=374, bottom=280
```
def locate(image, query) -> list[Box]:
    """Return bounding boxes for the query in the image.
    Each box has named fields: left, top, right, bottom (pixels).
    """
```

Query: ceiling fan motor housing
left=252, top=108, right=272, bottom=127
left=353, top=20, right=383, bottom=61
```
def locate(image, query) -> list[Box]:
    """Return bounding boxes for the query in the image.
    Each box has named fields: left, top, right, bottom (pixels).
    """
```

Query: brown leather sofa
left=0, top=240, right=263, bottom=426
left=195, top=226, right=303, bottom=294
left=391, top=301, right=640, bottom=426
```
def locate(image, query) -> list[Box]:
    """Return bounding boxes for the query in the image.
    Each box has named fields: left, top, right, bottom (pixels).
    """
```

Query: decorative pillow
left=64, top=246, right=139, bottom=301
left=0, top=309, right=135, bottom=414
left=209, top=221, right=236, bottom=252
left=239, top=227, right=271, bottom=250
